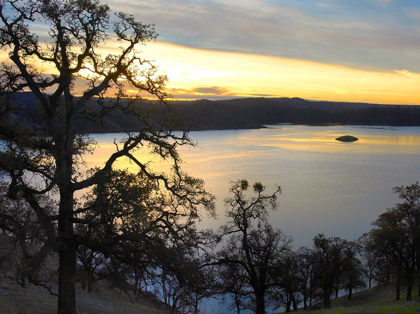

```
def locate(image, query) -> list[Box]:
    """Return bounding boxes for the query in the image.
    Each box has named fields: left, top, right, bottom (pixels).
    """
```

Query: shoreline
left=81, top=122, right=420, bottom=135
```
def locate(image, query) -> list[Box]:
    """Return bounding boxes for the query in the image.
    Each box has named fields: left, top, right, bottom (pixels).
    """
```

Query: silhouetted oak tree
left=211, top=180, right=291, bottom=314
left=312, top=233, right=359, bottom=309
left=293, top=246, right=317, bottom=309
left=0, top=1, right=214, bottom=313
left=369, top=182, right=420, bottom=301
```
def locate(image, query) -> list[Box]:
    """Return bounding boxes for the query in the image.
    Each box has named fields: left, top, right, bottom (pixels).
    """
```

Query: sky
left=3, top=0, right=420, bottom=104
left=99, top=0, right=420, bottom=104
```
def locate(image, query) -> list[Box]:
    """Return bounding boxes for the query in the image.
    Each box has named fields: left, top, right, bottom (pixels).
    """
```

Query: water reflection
left=86, top=125, right=420, bottom=248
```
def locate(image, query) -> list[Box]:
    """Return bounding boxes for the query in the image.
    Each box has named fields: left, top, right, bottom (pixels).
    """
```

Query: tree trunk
left=81, top=271, right=87, bottom=291
left=292, top=294, right=298, bottom=311
left=235, top=296, right=241, bottom=314
left=348, top=287, right=353, bottom=300
left=87, top=270, right=93, bottom=293
left=324, top=297, right=331, bottom=309
left=395, top=274, right=401, bottom=301
left=194, top=293, right=199, bottom=314
left=58, top=238, right=77, bottom=314
left=406, top=271, right=413, bottom=301
left=255, top=292, right=265, bottom=314
left=386, top=259, right=391, bottom=285
left=57, top=155, right=77, bottom=314
left=323, top=288, right=331, bottom=309
left=418, top=275, right=420, bottom=297
left=309, top=292, right=313, bottom=307
left=285, top=301, right=291, bottom=313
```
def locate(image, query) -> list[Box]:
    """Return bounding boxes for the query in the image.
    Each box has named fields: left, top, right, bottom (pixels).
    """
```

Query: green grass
left=303, top=283, right=420, bottom=314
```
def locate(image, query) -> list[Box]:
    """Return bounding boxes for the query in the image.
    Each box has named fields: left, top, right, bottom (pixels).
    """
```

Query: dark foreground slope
left=2, top=279, right=419, bottom=314
left=7, top=93, right=420, bottom=132
left=0, top=279, right=169, bottom=314
left=0, top=234, right=168, bottom=314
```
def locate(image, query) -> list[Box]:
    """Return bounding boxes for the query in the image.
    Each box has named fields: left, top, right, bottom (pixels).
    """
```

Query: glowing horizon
left=2, top=0, right=420, bottom=106
left=139, top=42, right=420, bottom=105
left=2, top=40, right=419, bottom=106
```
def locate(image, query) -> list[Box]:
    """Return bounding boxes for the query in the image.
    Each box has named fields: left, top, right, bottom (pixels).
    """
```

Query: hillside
left=0, top=279, right=169, bottom=314
left=2, top=278, right=419, bottom=314
left=302, top=283, right=420, bottom=314
left=0, top=234, right=168, bottom=314
left=6, top=93, right=420, bottom=133
left=170, top=98, right=420, bottom=130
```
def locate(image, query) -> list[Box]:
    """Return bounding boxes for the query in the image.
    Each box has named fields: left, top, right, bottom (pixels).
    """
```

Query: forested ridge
left=9, top=93, right=420, bottom=133
left=171, top=98, right=420, bottom=130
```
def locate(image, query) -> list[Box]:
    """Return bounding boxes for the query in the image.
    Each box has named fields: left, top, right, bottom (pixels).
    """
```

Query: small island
left=335, top=135, right=359, bottom=142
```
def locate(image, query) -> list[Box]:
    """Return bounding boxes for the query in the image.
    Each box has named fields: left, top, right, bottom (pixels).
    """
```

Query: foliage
left=0, top=0, right=214, bottom=313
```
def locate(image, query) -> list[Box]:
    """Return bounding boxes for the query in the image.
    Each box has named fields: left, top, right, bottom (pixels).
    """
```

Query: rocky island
left=335, top=135, right=359, bottom=142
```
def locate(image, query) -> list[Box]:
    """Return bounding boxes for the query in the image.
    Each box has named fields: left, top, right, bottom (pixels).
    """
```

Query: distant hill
left=169, top=98, right=420, bottom=130
left=5, top=93, right=420, bottom=133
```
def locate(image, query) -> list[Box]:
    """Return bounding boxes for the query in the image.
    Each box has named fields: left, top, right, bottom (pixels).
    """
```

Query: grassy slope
left=0, top=235, right=169, bottom=314
left=0, top=280, right=169, bottom=314
left=1, top=278, right=420, bottom=314
left=306, top=283, right=420, bottom=314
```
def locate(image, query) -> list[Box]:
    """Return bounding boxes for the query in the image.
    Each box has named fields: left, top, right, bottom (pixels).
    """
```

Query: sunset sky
left=2, top=0, right=419, bottom=104
left=96, top=0, right=420, bottom=104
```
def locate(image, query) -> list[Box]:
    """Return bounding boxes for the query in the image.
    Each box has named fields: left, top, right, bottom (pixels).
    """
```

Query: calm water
left=91, top=125, right=420, bottom=248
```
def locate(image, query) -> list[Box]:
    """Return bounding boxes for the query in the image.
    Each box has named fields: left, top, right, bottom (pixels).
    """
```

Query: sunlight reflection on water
left=87, top=125, right=420, bottom=248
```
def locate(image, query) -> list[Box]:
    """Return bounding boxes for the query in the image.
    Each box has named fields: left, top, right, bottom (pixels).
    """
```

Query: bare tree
left=0, top=1, right=214, bottom=313
left=294, top=246, right=317, bottom=309
left=341, top=256, right=366, bottom=300
left=271, top=251, right=301, bottom=313
left=210, top=180, right=291, bottom=314
left=217, top=262, right=250, bottom=314
left=77, top=246, right=110, bottom=293
left=0, top=183, right=58, bottom=294
left=312, top=233, right=359, bottom=309
left=369, top=183, right=420, bottom=301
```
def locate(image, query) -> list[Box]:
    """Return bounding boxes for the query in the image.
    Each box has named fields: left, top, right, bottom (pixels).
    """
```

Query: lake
left=91, top=124, right=420, bottom=248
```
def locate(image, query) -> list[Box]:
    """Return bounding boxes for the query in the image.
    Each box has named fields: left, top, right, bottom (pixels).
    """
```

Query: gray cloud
left=166, top=86, right=235, bottom=100
left=192, top=87, right=229, bottom=95
left=104, top=0, right=420, bottom=72
left=167, top=87, right=280, bottom=100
